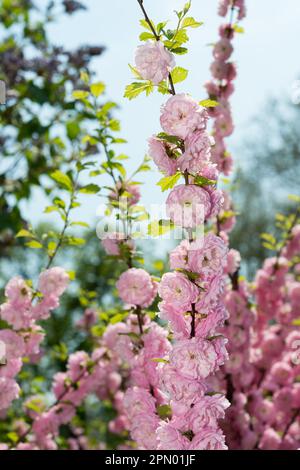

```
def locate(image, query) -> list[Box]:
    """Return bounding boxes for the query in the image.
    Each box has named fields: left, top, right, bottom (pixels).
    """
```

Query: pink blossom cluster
left=0, top=268, right=69, bottom=412
left=15, top=334, right=129, bottom=450
left=215, top=226, right=300, bottom=449
left=205, top=1, right=246, bottom=175
left=156, top=232, right=230, bottom=449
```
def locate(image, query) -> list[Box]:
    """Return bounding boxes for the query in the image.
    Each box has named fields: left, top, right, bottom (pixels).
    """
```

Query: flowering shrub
left=0, top=0, right=299, bottom=451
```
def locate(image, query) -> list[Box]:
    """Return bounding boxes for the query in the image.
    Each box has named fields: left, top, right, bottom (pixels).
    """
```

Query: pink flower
left=196, top=304, right=228, bottom=338
left=131, top=414, right=160, bottom=450
left=67, top=351, right=89, bottom=382
left=21, top=326, right=45, bottom=356
left=101, top=231, right=132, bottom=256
left=225, top=249, right=241, bottom=274
left=169, top=338, right=224, bottom=380
left=188, top=233, right=228, bottom=277
left=166, top=184, right=211, bottom=228
left=210, top=61, right=236, bottom=81
left=158, top=301, right=190, bottom=337
left=38, top=267, right=69, bottom=297
left=189, top=427, right=227, bottom=450
left=186, top=394, right=230, bottom=432
left=117, top=268, right=157, bottom=307
left=135, top=40, right=175, bottom=85
left=159, top=364, right=206, bottom=404
left=157, top=421, right=190, bottom=450
left=218, top=0, right=230, bottom=17
left=160, top=94, right=208, bottom=139
left=169, top=240, right=189, bottom=270
left=259, top=428, right=281, bottom=450
left=213, top=39, right=233, bottom=61
left=4, top=276, right=32, bottom=306
left=0, top=378, right=20, bottom=410
left=123, top=386, right=156, bottom=418
left=0, top=358, right=22, bottom=379
left=148, top=136, right=178, bottom=175
left=178, top=131, right=213, bottom=174
left=158, top=272, right=199, bottom=311
left=270, top=362, right=292, bottom=385
left=0, top=330, right=25, bottom=360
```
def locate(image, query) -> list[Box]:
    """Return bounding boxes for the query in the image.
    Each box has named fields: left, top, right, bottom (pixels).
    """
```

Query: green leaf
left=261, top=233, right=276, bottom=244
left=157, top=21, right=168, bottom=34
left=157, top=80, right=170, bottom=95
left=66, top=237, right=85, bottom=246
left=233, top=24, right=244, bottom=33
left=194, top=175, right=216, bottom=186
left=47, top=241, right=57, bottom=254
left=182, top=17, right=203, bottom=28
left=157, top=172, right=181, bottom=192
left=66, top=121, right=80, bottom=140
left=79, top=184, right=101, bottom=194
left=147, top=219, right=174, bottom=237
left=151, top=358, right=169, bottom=364
left=139, top=19, right=156, bottom=32
left=70, top=221, right=90, bottom=228
left=170, top=46, right=188, bottom=55
left=110, top=313, right=125, bottom=324
left=50, top=170, right=73, bottom=191
left=128, top=64, right=143, bottom=79
left=90, top=82, right=106, bottom=97
left=199, top=99, right=219, bottom=108
left=67, top=271, right=76, bottom=281
left=139, top=31, right=155, bottom=41
left=171, top=66, right=188, bottom=84
left=157, top=132, right=183, bottom=146
left=157, top=404, right=172, bottom=419
left=183, top=1, right=192, bottom=14
left=72, top=90, right=89, bottom=100
left=25, top=240, right=43, bottom=249
left=124, top=81, right=154, bottom=100
left=292, top=318, right=300, bottom=326
left=16, top=229, right=34, bottom=238
left=44, top=205, right=60, bottom=214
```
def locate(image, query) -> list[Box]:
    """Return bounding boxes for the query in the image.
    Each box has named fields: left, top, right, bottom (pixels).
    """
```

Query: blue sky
left=25, top=0, right=300, bottom=226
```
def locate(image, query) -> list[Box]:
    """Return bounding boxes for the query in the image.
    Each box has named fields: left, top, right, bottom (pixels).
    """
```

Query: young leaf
left=79, top=184, right=101, bottom=194
left=199, top=99, right=219, bottom=108
left=128, top=64, right=143, bottom=79
left=16, top=229, right=34, bottom=238
left=147, top=219, right=174, bottom=237
left=124, top=81, right=154, bottom=100
left=25, top=240, right=43, bottom=249
left=50, top=171, right=73, bottom=191
left=139, top=31, right=155, bottom=41
left=72, top=90, right=89, bottom=100
left=157, top=172, right=181, bottom=192
left=182, top=17, right=203, bottom=28
left=171, top=66, right=188, bottom=84
left=90, top=82, right=106, bottom=97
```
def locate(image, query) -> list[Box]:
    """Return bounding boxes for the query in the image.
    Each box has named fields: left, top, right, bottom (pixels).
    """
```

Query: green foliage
left=170, top=66, right=188, bottom=84
left=157, top=172, right=182, bottom=192
left=124, top=81, right=154, bottom=100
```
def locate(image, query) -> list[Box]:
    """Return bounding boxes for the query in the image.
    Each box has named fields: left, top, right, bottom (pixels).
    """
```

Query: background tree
left=230, top=98, right=300, bottom=277
left=0, top=0, right=103, bottom=256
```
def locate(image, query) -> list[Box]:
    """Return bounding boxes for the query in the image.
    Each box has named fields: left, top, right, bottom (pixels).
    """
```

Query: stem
left=135, top=305, right=144, bottom=335
left=190, top=303, right=196, bottom=338
left=46, top=170, right=80, bottom=270
left=282, top=409, right=300, bottom=440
